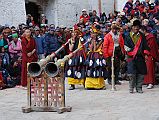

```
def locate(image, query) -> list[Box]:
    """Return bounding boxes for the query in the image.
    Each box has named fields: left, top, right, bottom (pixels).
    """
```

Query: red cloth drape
left=144, top=34, right=158, bottom=85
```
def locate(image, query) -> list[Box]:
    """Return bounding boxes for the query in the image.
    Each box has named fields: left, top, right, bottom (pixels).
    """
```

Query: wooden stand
left=22, top=63, right=72, bottom=114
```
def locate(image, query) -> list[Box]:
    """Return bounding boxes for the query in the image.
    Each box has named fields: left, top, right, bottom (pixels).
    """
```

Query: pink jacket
left=9, top=39, right=22, bottom=58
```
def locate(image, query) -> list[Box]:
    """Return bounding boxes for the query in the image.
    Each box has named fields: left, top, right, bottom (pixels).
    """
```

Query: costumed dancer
left=85, top=25, right=107, bottom=90
left=65, top=26, right=86, bottom=90
left=120, top=20, right=150, bottom=93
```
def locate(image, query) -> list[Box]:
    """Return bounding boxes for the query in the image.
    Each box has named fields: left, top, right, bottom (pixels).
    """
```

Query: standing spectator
left=9, top=33, right=22, bottom=59
left=41, top=14, right=48, bottom=25
left=100, top=12, right=107, bottom=24
left=34, top=27, right=45, bottom=60
left=44, top=28, right=61, bottom=57
left=122, top=20, right=150, bottom=93
left=103, top=24, right=124, bottom=85
left=80, top=9, right=90, bottom=25
left=21, top=29, right=38, bottom=88
left=134, top=0, right=140, bottom=8
left=26, top=14, right=32, bottom=26
left=142, top=26, right=158, bottom=89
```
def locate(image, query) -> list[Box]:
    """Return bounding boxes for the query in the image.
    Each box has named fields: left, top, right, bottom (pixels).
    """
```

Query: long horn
left=28, top=39, right=71, bottom=77
left=45, top=39, right=91, bottom=77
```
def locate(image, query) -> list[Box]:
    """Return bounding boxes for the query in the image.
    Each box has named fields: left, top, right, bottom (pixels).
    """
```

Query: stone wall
left=0, top=0, right=26, bottom=26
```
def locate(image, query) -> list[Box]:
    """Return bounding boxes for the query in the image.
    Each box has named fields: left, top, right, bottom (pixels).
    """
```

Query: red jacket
left=80, top=15, right=90, bottom=24
left=103, top=32, right=124, bottom=58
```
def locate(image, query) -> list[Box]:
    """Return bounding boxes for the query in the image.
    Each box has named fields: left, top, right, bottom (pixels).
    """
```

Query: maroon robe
left=144, top=33, right=158, bottom=85
left=21, top=37, right=38, bottom=87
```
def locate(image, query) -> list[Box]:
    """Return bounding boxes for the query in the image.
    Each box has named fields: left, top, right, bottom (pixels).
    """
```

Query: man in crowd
left=44, top=27, right=61, bottom=57
left=80, top=9, right=90, bottom=24
left=103, top=23, right=124, bottom=85
left=122, top=19, right=150, bottom=93
left=34, top=27, right=45, bottom=60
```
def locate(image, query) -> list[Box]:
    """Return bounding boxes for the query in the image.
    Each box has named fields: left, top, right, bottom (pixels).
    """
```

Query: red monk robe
left=21, top=37, right=38, bottom=87
left=144, top=33, right=158, bottom=85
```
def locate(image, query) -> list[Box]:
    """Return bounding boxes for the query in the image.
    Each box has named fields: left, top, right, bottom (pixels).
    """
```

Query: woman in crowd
left=9, top=33, right=22, bottom=59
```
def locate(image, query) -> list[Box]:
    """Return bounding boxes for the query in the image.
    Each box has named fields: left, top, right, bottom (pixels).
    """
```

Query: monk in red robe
left=142, top=26, right=158, bottom=89
left=21, top=29, right=38, bottom=87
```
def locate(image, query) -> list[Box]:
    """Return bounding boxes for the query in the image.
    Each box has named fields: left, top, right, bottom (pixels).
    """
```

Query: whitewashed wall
left=0, top=0, right=26, bottom=26
left=0, top=0, right=114, bottom=27
left=45, top=0, right=114, bottom=27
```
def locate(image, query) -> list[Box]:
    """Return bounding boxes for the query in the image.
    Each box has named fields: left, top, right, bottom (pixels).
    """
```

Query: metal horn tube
left=45, top=39, right=91, bottom=77
left=28, top=62, right=42, bottom=77
left=45, top=62, right=59, bottom=77
left=27, top=39, right=71, bottom=77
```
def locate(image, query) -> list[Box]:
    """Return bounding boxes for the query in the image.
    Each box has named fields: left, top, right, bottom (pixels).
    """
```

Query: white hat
left=112, top=21, right=117, bottom=24
left=82, top=9, right=87, bottom=12
left=120, top=12, right=125, bottom=16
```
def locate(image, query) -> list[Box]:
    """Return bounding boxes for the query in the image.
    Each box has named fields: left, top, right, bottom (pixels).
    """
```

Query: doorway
left=25, top=2, right=40, bottom=25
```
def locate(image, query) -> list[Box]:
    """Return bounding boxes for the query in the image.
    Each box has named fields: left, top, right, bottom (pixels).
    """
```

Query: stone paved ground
left=0, top=81, right=159, bottom=120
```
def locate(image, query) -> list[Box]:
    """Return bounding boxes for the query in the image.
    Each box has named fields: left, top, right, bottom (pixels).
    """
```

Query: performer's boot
left=129, top=74, right=136, bottom=94
left=108, top=79, right=111, bottom=85
left=69, top=85, right=75, bottom=90
left=115, top=80, right=121, bottom=85
left=136, top=74, right=144, bottom=93
left=136, top=89, right=143, bottom=93
left=129, top=88, right=134, bottom=93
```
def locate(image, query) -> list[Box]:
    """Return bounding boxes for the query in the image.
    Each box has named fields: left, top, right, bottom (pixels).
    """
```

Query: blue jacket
left=44, top=33, right=61, bottom=54
left=35, top=35, right=45, bottom=54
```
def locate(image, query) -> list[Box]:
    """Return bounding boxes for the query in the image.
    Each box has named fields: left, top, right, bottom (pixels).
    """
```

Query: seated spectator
left=100, top=12, right=107, bottom=24
left=8, top=56, right=21, bottom=86
left=0, top=47, right=9, bottom=70
left=153, top=16, right=159, bottom=45
left=9, top=33, right=22, bottom=59
left=90, top=10, right=100, bottom=23
left=123, top=0, right=133, bottom=14
left=0, top=56, right=15, bottom=88
left=142, top=19, right=152, bottom=32
left=0, top=71, right=5, bottom=90
left=80, top=9, right=90, bottom=24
